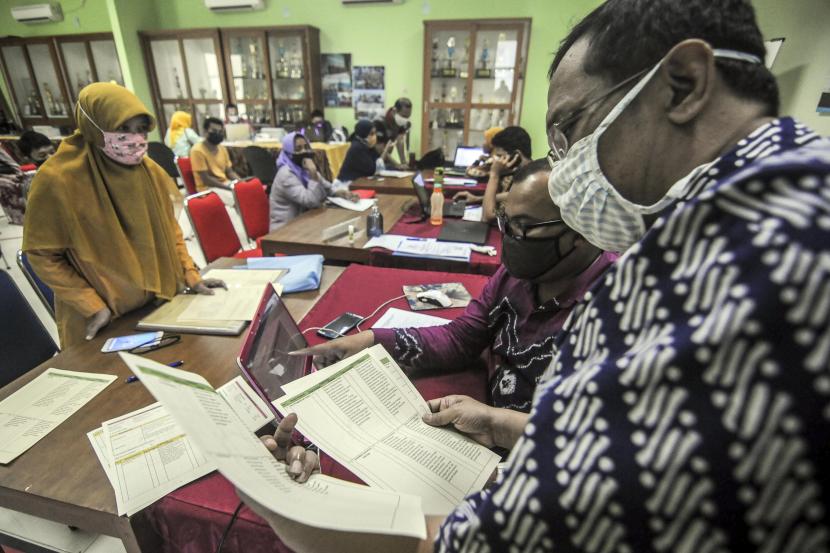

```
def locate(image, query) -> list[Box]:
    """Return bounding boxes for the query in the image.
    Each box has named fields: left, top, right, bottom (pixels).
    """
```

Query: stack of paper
left=176, top=268, right=285, bottom=322
left=120, top=353, right=427, bottom=538
left=277, top=345, right=500, bottom=515
left=1, top=369, right=116, bottom=465
left=87, top=377, right=275, bottom=515
left=326, top=197, right=375, bottom=212
left=377, top=169, right=415, bottom=178
left=363, top=235, right=472, bottom=262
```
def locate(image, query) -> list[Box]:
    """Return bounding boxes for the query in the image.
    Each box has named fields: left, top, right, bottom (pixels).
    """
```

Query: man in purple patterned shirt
left=297, top=158, right=617, bottom=413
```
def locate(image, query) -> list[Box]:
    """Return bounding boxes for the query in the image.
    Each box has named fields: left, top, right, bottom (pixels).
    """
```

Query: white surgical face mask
left=548, top=49, right=762, bottom=253
left=394, top=113, right=409, bottom=128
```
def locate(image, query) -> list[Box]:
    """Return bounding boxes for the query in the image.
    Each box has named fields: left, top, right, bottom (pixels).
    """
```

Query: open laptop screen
left=453, top=146, right=483, bottom=167
left=237, top=284, right=310, bottom=416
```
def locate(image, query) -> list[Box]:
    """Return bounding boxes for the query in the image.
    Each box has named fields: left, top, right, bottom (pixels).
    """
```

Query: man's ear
left=658, top=39, right=716, bottom=124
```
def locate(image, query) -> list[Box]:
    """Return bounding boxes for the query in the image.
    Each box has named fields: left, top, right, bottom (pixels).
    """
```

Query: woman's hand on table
left=85, top=306, right=112, bottom=340
left=191, top=278, right=227, bottom=295
left=333, top=189, right=360, bottom=202
left=452, top=191, right=482, bottom=204
left=260, top=413, right=319, bottom=483
left=290, top=330, right=375, bottom=369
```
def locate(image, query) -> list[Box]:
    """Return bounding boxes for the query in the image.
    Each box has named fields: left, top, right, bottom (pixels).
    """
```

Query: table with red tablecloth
left=369, top=205, right=502, bottom=276
left=147, top=264, right=491, bottom=552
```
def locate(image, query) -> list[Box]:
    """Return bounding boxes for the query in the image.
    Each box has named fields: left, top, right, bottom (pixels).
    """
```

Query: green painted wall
left=136, top=0, right=602, bottom=157
left=752, top=0, right=830, bottom=135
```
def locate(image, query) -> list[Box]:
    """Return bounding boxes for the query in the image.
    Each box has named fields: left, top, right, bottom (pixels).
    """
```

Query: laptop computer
left=437, top=219, right=490, bottom=245
left=412, top=172, right=466, bottom=218
left=236, top=284, right=312, bottom=419
left=445, top=146, right=483, bottom=176
left=225, top=122, right=251, bottom=142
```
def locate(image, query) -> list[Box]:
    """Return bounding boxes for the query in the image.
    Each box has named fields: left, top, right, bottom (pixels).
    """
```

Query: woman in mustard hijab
left=23, top=83, right=224, bottom=348
left=164, top=110, right=200, bottom=158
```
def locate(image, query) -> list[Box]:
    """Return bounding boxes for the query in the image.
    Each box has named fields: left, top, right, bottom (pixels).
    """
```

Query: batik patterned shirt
left=437, top=118, right=830, bottom=552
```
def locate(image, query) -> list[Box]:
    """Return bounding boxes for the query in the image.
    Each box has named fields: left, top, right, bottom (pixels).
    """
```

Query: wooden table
left=351, top=170, right=487, bottom=198
left=0, top=261, right=344, bottom=553
left=260, top=194, right=415, bottom=263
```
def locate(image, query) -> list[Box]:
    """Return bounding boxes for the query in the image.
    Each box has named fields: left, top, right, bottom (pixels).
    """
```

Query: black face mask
left=501, top=233, right=570, bottom=281
left=291, top=151, right=314, bottom=165
left=206, top=131, right=224, bottom=145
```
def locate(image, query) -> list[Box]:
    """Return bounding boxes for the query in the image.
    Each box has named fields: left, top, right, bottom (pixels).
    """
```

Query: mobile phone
left=316, top=312, right=363, bottom=340
left=101, top=331, right=163, bottom=353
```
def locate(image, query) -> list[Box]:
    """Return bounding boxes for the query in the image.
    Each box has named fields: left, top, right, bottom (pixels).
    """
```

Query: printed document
left=276, top=345, right=500, bottom=515
left=119, top=353, right=426, bottom=538
left=395, top=238, right=472, bottom=262
left=0, top=369, right=116, bottom=464
left=217, top=376, right=275, bottom=431
left=363, top=234, right=407, bottom=251
left=377, top=169, right=415, bottom=178
left=102, top=402, right=214, bottom=515
left=326, top=197, right=375, bottom=212
left=372, top=308, right=451, bottom=329
left=177, top=269, right=285, bottom=322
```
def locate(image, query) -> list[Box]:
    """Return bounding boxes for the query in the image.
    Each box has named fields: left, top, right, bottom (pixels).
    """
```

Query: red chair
left=184, top=191, right=262, bottom=263
left=231, top=178, right=269, bottom=244
left=176, top=157, right=197, bottom=196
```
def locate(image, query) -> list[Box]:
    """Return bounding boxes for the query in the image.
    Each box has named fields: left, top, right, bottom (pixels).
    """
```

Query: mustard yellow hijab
left=23, top=82, right=182, bottom=301
left=168, top=111, right=192, bottom=147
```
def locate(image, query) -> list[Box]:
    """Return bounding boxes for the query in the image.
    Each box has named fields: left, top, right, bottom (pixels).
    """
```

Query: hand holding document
left=276, top=345, right=500, bottom=515
left=119, top=353, right=426, bottom=538
left=0, top=369, right=116, bottom=464
left=176, top=268, right=285, bottom=322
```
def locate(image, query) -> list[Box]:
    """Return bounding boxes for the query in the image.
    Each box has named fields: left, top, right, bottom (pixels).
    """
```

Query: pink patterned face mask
left=78, top=105, right=148, bottom=165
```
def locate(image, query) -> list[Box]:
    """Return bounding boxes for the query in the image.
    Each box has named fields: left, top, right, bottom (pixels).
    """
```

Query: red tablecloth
left=370, top=205, right=502, bottom=276
left=147, top=264, right=490, bottom=552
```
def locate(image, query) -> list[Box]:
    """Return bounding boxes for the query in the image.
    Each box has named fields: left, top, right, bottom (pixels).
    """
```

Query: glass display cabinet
left=56, top=34, right=124, bottom=101
left=0, top=34, right=124, bottom=129
left=141, top=29, right=228, bottom=133
left=0, top=38, right=73, bottom=126
left=421, top=19, right=530, bottom=156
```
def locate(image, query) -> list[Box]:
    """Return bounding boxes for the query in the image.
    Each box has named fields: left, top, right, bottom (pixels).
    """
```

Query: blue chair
left=0, top=269, right=59, bottom=388
left=17, top=250, right=55, bottom=319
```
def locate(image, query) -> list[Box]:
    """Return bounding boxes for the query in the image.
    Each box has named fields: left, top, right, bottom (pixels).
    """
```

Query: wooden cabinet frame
left=421, top=18, right=531, bottom=155
left=54, top=32, right=125, bottom=101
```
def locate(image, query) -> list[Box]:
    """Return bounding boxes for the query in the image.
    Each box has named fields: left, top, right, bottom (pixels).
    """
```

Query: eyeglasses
left=546, top=68, right=649, bottom=165
left=497, top=209, right=563, bottom=241
left=129, top=334, right=181, bottom=354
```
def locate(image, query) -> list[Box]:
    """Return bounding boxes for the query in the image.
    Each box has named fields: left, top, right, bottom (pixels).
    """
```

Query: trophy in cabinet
left=431, top=37, right=440, bottom=77
left=173, top=68, right=184, bottom=99
left=459, top=36, right=470, bottom=79
left=26, top=89, right=42, bottom=116
left=441, top=36, right=457, bottom=77
left=289, top=44, right=303, bottom=79
left=448, top=85, right=458, bottom=103
left=275, top=41, right=290, bottom=78
left=475, top=38, right=492, bottom=78
left=199, top=87, right=207, bottom=99
left=42, top=83, right=59, bottom=115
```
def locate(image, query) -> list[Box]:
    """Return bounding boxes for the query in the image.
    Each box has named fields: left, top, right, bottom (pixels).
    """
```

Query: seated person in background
left=225, top=103, right=245, bottom=124
left=381, top=97, right=413, bottom=168
left=465, top=126, right=503, bottom=178
left=164, top=111, right=200, bottom=158
left=189, top=117, right=240, bottom=193
left=22, top=83, right=223, bottom=348
left=269, top=132, right=357, bottom=230
left=304, top=109, right=333, bottom=143
left=0, top=147, right=33, bottom=224
left=296, top=159, right=617, bottom=412
left=335, top=119, right=396, bottom=185
left=18, top=130, right=55, bottom=167
left=455, top=126, right=532, bottom=224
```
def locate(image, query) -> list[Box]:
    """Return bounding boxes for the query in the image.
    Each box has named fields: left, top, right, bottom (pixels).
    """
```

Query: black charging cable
left=216, top=501, right=244, bottom=553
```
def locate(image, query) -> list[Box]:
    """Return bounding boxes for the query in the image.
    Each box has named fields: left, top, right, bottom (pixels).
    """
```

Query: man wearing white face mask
left=231, top=2, right=830, bottom=552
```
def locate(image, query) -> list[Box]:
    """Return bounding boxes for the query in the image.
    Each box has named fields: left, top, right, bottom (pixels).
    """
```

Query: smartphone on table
left=101, top=331, right=163, bottom=353
left=316, top=312, right=363, bottom=340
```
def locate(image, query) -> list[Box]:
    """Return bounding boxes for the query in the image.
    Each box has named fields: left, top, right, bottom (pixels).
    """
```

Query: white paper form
left=176, top=269, right=285, bottom=322
left=372, top=308, right=451, bottom=330
left=119, top=353, right=426, bottom=538
left=377, top=170, right=415, bottom=178
left=217, top=376, right=275, bottom=431
left=276, top=345, right=500, bottom=515
left=363, top=234, right=407, bottom=251
left=395, top=239, right=472, bottom=262
left=87, top=427, right=118, bottom=492
left=102, top=403, right=215, bottom=515
left=0, top=369, right=117, bottom=464
left=326, top=197, right=375, bottom=212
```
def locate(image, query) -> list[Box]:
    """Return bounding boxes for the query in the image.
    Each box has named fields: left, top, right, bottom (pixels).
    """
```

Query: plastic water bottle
left=430, top=168, right=445, bottom=226
left=367, top=200, right=384, bottom=238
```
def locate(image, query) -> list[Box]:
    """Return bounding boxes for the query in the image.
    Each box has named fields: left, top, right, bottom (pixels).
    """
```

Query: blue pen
left=125, top=375, right=139, bottom=384
left=167, top=360, right=185, bottom=368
